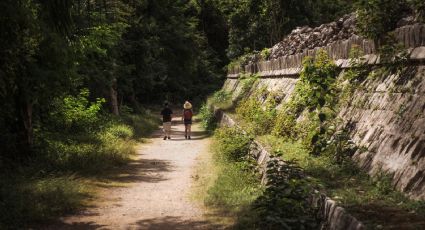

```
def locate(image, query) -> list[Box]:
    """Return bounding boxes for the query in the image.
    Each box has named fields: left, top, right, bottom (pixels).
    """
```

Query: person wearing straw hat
left=182, top=101, right=193, bottom=139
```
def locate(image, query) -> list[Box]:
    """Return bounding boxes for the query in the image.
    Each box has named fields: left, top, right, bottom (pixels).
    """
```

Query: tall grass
left=0, top=111, right=160, bottom=228
left=197, top=127, right=263, bottom=226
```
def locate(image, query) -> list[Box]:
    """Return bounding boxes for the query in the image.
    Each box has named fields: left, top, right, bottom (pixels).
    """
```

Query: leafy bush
left=236, top=90, right=277, bottom=135
left=260, top=48, right=271, bottom=60
left=215, top=127, right=251, bottom=162
left=273, top=51, right=337, bottom=140
left=208, top=90, right=233, bottom=110
left=236, top=158, right=318, bottom=229
left=49, top=89, right=105, bottom=133
left=199, top=103, right=217, bottom=131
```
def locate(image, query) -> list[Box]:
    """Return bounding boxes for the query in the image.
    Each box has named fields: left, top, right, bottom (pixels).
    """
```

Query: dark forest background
left=0, top=0, right=356, bottom=159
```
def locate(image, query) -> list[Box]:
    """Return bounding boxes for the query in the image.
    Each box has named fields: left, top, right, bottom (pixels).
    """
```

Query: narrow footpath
left=45, top=120, right=218, bottom=230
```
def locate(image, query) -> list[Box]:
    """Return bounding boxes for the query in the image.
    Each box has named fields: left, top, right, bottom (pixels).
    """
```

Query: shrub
left=260, top=48, right=271, bottom=60
left=273, top=51, right=337, bottom=140
left=199, top=103, right=217, bottom=131
left=49, top=89, right=105, bottom=133
left=236, top=158, right=318, bottom=229
left=214, top=127, right=251, bottom=162
left=236, top=90, right=277, bottom=135
left=208, top=90, right=233, bottom=110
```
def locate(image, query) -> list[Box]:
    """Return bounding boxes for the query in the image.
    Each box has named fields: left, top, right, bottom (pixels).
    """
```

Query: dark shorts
left=184, top=119, right=192, bottom=125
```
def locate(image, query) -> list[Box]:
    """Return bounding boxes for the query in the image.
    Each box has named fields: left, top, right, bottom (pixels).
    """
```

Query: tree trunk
left=110, top=78, right=119, bottom=116
left=14, top=93, right=34, bottom=156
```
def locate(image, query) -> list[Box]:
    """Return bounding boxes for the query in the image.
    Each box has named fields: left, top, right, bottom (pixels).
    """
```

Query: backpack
left=184, top=109, right=193, bottom=120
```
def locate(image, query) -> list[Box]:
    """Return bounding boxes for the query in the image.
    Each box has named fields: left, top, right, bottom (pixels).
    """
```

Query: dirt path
left=45, top=120, right=219, bottom=230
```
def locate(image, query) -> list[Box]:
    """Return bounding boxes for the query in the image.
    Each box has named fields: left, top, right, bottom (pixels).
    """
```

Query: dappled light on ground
left=43, top=121, right=217, bottom=229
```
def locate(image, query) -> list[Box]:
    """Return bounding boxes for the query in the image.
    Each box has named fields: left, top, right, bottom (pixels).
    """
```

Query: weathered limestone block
left=338, top=66, right=425, bottom=200
left=315, top=196, right=365, bottom=230
left=411, top=46, right=425, bottom=60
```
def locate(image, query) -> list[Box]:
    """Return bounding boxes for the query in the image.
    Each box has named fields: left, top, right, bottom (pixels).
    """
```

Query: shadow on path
left=41, top=221, right=106, bottom=230
left=134, top=216, right=224, bottom=230
left=102, top=158, right=173, bottom=184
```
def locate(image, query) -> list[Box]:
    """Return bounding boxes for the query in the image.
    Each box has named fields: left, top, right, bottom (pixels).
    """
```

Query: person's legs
left=163, top=122, right=171, bottom=139
left=162, top=122, right=167, bottom=140
left=184, top=124, right=188, bottom=138
left=187, top=124, right=191, bottom=139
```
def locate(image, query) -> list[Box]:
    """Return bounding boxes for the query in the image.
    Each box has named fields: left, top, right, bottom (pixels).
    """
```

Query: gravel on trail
left=43, top=120, right=219, bottom=230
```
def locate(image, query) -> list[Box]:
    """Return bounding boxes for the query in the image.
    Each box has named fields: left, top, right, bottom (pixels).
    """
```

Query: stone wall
left=214, top=109, right=365, bottom=230
left=338, top=66, right=425, bottom=200
left=228, top=23, right=425, bottom=77
left=225, top=14, right=425, bottom=200
left=224, top=64, right=425, bottom=200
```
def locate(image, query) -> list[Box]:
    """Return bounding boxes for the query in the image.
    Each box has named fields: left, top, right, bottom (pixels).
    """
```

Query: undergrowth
left=204, top=127, right=319, bottom=229
left=0, top=96, right=160, bottom=228
left=204, top=127, right=263, bottom=220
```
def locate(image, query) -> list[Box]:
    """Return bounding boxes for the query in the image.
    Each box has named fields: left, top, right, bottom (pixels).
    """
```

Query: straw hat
left=184, top=101, right=192, bottom=109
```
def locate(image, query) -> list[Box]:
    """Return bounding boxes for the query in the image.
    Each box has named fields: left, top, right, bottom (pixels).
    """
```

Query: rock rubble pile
left=269, top=14, right=357, bottom=60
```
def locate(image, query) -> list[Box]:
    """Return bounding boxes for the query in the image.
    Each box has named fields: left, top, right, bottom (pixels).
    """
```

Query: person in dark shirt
left=160, top=102, right=173, bottom=140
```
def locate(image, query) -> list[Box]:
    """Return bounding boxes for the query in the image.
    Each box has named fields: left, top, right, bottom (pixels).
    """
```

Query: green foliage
left=237, top=158, right=318, bottom=229
left=377, top=36, right=410, bottom=73
left=216, top=0, right=353, bottom=59
left=0, top=175, right=87, bottom=228
left=0, top=111, right=158, bottom=227
left=408, top=0, right=425, bottom=22
left=204, top=127, right=263, bottom=218
left=239, top=74, right=259, bottom=96
left=199, top=103, right=217, bottom=131
left=120, top=111, right=160, bottom=138
left=260, top=48, right=271, bottom=60
left=355, top=0, right=409, bottom=43
left=258, top=136, right=425, bottom=222
left=50, top=89, right=105, bottom=133
left=210, top=90, right=232, bottom=109
left=274, top=51, right=338, bottom=141
left=325, top=129, right=358, bottom=164
left=204, top=161, right=262, bottom=212
left=236, top=90, right=277, bottom=135
left=227, top=53, right=253, bottom=70
left=214, top=127, right=251, bottom=162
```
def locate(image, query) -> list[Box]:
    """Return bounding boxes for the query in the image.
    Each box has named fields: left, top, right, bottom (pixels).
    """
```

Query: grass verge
left=0, top=111, right=160, bottom=229
left=192, top=127, right=263, bottom=227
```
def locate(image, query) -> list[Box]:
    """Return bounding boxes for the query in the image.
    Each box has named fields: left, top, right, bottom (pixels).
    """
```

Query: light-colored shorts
left=163, top=122, right=172, bottom=133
